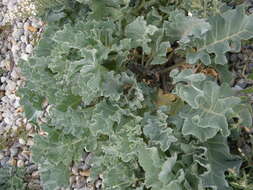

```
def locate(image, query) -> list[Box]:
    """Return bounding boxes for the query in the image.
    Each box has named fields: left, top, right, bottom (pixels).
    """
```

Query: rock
left=19, top=138, right=26, bottom=145
left=95, top=179, right=102, bottom=189
left=32, top=171, right=40, bottom=179
left=10, top=147, right=18, bottom=157
left=237, top=79, right=248, bottom=89
left=69, top=175, right=76, bottom=184
left=6, top=80, right=16, bottom=92
left=20, top=53, right=29, bottom=61
left=20, top=35, right=27, bottom=43
left=79, top=169, right=90, bottom=177
left=12, top=28, right=24, bottom=40
left=0, top=152, right=5, bottom=159
left=232, top=85, right=243, bottom=91
left=27, top=138, right=34, bottom=146
left=25, top=44, right=33, bottom=53
left=17, top=159, right=25, bottom=167
left=26, top=164, right=37, bottom=173
left=8, top=158, right=17, bottom=166
left=10, top=68, right=20, bottom=79
left=72, top=165, right=79, bottom=176
left=26, top=123, right=33, bottom=131
left=28, top=182, right=41, bottom=190
left=75, top=176, right=86, bottom=188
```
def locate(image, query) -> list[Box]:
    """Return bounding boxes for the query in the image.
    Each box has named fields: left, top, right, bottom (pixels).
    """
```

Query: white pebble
left=1, top=76, right=6, bottom=82
left=21, top=53, right=29, bottom=61
left=27, top=138, right=34, bottom=146
left=17, top=159, right=24, bottom=167
left=6, top=80, right=16, bottom=91
left=19, top=138, right=26, bottom=145
left=26, top=123, right=33, bottom=131
left=25, top=44, right=33, bottom=53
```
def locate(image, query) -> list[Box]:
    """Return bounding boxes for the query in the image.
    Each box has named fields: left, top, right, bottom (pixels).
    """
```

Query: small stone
left=25, top=44, right=33, bottom=53
left=75, top=176, right=86, bottom=188
left=19, top=138, right=26, bottom=145
left=27, top=138, right=34, bottom=146
left=95, top=179, right=102, bottom=189
left=79, top=169, right=90, bottom=177
left=237, top=81, right=248, bottom=89
left=28, top=182, right=41, bottom=190
left=16, top=21, right=24, bottom=29
left=1, top=157, right=9, bottom=166
left=232, top=85, right=243, bottom=91
left=8, top=158, right=17, bottom=166
left=1, top=76, right=6, bottom=82
left=26, top=123, right=33, bottom=131
left=26, top=164, right=37, bottom=173
left=0, top=152, right=5, bottom=159
left=10, top=147, right=18, bottom=157
left=20, top=35, right=27, bottom=43
left=23, top=21, right=30, bottom=30
left=17, top=159, right=24, bottom=167
left=10, top=68, right=20, bottom=79
left=4, top=116, right=13, bottom=125
left=69, top=175, right=76, bottom=184
left=21, top=53, right=29, bottom=61
left=16, top=107, right=24, bottom=113
left=72, top=166, right=79, bottom=175
left=32, top=171, right=40, bottom=178
left=6, top=80, right=16, bottom=92
left=12, top=28, right=24, bottom=40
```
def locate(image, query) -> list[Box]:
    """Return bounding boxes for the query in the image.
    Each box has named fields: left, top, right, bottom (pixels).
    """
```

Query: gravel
left=0, top=0, right=100, bottom=189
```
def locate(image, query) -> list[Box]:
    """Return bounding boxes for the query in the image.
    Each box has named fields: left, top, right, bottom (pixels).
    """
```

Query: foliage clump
left=19, top=0, right=253, bottom=189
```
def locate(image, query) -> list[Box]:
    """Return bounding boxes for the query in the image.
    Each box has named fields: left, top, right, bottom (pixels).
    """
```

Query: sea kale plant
left=19, top=0, right=253, bottom=189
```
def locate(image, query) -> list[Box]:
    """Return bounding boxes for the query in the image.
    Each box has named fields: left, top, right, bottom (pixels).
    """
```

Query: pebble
left=17, top=159, right=25, bottom=167
left=25, top=44, right=33, bottom=53
left=6, top=80, right=16, bottom=91
left=0, top=152, right=4, bottom=159
left=8, top=158, right=16, bottom=166
left=72, top=165, right=79, bottom=176
left=19, top=138, right=26, bottom=145
left=10, top=147, right=18, bottom=157
left=32, top=171, right=39, bottom=178
left=12, top=28, right=24, bottom=40
left=27, top=138, right=34, bottom=146
left=26, top=164, right=37, bottom=173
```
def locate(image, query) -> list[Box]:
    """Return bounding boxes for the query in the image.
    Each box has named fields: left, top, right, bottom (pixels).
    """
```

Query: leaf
left=165, top=10, right=211, bottom=43
left=49, top=107, right=93, bottom=137
left=171, top=69, right=241, bottom=141
left=196, top=135, right=242, bottom=190
left=17, top=87, right=44, bottom=123
left=156, top=88, right=177, bottom=106
left=90, top=101, right=122, bottom=136
left=149, top=28, right=171, bottom=65
left=187, top=5, right=253, bottom=65
left=138, top=146, right=164, bottom=188
left=138, top=146, right=186, bottom=189
left=106, top=118, right=144, bottom=162
left=32, top=126, right=94, bottom=190
left=87, top=0, right=126, bottom=20
left=142, top=110, right=177, bottom=151
left=125, top=16, right=158, bottom=53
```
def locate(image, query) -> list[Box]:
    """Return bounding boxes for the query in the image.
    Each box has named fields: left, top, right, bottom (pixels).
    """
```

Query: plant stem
left=161, top=60, right=186, bottom=73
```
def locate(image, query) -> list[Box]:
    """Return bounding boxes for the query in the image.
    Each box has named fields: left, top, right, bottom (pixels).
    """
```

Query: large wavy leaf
left=171, top=69, right=241, bottom=141
left=187, top=5, right=253, bottom=65
left=195, top=135, right=242, bottom=190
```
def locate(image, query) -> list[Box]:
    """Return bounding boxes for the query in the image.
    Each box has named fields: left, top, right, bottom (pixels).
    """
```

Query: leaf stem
left=161, top=60, right=186, bottom=73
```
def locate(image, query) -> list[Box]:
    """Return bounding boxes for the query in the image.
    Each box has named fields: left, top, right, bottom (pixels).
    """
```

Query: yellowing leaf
left=156, top=89, right=177, bottom=106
